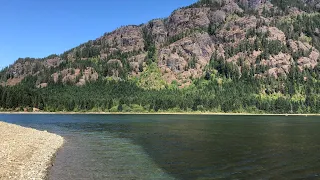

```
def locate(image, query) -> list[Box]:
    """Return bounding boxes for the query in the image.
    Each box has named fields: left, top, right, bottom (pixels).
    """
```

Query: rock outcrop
left=101, top=26, right=145, bottom=53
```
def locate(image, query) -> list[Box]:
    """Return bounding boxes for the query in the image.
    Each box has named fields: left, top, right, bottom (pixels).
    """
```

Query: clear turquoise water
left=0, top=114, right=320, bottom=180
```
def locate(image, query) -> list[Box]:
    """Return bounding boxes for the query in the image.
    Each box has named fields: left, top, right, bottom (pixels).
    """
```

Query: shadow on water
left=76, top=115, right=320, bottom=180
left=1, top=114, right=320, bottom=179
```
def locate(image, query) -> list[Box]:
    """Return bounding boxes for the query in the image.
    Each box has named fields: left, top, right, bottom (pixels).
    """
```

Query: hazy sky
left=0, top=0, right=197, bottom=68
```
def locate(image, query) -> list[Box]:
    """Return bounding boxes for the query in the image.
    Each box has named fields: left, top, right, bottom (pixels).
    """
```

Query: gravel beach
left=0, top=122, right=64, bottom=180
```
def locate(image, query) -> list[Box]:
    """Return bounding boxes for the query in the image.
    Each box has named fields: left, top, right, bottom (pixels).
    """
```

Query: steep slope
left=0, top=0, right=319, bottom=89
left=0, top=0, right=320, bottom=113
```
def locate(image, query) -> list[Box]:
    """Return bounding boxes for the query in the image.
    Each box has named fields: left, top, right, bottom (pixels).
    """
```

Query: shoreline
left=0, top=122, right=64, bottom=180
left=45, top=148, right=62, bottom=180
left=0, top=111, right=319, bottom=116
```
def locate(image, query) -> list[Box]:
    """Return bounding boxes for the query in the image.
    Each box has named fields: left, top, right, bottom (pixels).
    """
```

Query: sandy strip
left=0, top=122, right=64, bottom=180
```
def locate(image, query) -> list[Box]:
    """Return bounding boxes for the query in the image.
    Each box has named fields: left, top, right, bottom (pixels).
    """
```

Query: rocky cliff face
left=1, top=0, right=319, bottom=88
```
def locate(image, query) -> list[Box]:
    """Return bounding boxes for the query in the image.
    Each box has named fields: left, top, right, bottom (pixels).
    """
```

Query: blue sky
left=0, top=0, right=197, bottom=68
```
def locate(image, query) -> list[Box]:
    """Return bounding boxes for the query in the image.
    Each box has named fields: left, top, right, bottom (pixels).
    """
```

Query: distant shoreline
left=0, top=111, right=319, bottom=116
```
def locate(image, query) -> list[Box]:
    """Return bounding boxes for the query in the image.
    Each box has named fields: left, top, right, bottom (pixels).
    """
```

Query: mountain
left=0, top=0, right=320, bottom=113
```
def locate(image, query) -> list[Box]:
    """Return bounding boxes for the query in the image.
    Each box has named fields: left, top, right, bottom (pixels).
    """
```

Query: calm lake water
left=0, top=114, right=320, bottom=180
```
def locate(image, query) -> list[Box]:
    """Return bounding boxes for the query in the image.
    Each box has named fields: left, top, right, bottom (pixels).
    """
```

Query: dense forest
left=1, top=0, right=320, bottom=114
left=1, top=59, right=320, bottom=114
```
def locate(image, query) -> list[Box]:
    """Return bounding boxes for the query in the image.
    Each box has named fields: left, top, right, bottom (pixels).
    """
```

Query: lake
left=0, top=114, right=319, bottom=179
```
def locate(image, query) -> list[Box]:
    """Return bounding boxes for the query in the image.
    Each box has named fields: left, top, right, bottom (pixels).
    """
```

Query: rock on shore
left=0, top=122, right=64, bottom=180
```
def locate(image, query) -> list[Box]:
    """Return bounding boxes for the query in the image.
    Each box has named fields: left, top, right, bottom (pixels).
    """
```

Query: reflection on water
left=0, top=114, right=320, bottom=180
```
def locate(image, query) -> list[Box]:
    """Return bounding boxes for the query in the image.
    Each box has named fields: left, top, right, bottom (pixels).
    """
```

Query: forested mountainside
left=1, top=0, right=320, bottom=113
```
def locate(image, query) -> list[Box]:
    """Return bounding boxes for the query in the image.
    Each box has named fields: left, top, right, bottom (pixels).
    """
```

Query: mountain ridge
left=0, top=0, right=320, bottom=114
left=1, top=0, right=319, bottom=88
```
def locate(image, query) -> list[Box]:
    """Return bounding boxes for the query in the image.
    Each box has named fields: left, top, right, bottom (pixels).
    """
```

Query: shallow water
left=0, top=114, right=320, bottom=179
